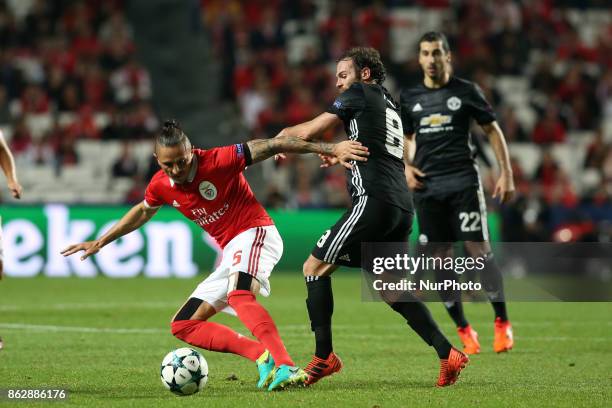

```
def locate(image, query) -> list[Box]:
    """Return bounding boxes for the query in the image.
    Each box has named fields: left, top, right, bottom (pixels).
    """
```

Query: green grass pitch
left=0, top=274, right=610, bottom=407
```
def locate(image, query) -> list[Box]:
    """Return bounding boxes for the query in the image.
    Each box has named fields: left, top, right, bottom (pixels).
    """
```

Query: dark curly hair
left=339, top=47, right=386, bottom=85
left=418, top=31, right=451, bottom=53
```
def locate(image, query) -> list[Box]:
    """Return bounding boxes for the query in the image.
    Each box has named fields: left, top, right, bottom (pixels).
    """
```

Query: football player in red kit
left=61, top=120, right=368, bottom=391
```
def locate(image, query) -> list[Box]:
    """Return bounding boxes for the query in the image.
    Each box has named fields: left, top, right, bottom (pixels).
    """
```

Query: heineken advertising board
left=0, top=205, right=499, bottom=277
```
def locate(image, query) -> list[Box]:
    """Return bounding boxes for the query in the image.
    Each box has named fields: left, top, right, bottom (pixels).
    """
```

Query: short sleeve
left=326, top=83, right=366, bottom=122
left=470, top=83, right=496, bottom=125
left=212, top=144, right=249, bottom=174
left=400, top=91, right=416, bottom=135
left=144, top=182, right=163, bottom=209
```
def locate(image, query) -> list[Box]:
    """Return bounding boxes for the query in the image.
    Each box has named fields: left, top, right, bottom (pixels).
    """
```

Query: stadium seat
left=19, top=167, right=57, bottom=186
left=496, top=76, right=528, bottom=96
left=551, top=144, right=586, bottom=190
left=508, top=144, right=541, bottom=178
left=515, top=106, right=537, bottom=130
left=25, top=114, right=53, bottom=139
left=94, top=113, right=111, bottom=130
left=57, top=112, right=77, bottom=127
left=60, top=166, right=97, bottom=183
left=0, top=125, right=12, bottom=139
left=42, top=189, right=80, bottom=203
left=131, top=141, right=155, bottom=167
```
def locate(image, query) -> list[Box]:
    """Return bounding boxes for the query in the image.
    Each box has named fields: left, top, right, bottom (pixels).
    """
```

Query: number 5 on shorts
left=232, top=250, right=242, bottom=266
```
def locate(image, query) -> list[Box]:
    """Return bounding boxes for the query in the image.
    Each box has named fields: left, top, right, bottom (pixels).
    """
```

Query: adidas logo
left=172, top=200, right=181, bottom=207
left=412, top=103, right=422, bottom=112
left=338, top=254, right=351, bottom=262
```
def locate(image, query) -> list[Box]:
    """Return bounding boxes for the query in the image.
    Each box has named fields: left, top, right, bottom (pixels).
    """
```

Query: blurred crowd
left=1, top=0, right=611, bottom=242
left=0, top=0, right=159, bottom=174
left=199, top=0, right=612, bottom=241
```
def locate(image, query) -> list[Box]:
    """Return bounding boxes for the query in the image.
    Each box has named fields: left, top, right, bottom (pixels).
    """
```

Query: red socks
left=170, top=291, right=294, bottom=367
left=227, top=290, right=294, bottom=367
left=171, top=319, right=265, bottom=362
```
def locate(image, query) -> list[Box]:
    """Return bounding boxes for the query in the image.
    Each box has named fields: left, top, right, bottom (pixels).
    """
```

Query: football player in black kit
left=274, top=47, right=468, bottom=387
left=400, top=32, right=515, bottom=354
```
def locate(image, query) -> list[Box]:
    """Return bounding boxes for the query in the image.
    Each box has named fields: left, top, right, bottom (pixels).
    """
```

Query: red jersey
left=144, top=145, right=273, bottom=248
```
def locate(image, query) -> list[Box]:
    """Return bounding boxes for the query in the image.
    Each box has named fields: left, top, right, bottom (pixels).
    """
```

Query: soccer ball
left=160, top=348, right=208, bottom=396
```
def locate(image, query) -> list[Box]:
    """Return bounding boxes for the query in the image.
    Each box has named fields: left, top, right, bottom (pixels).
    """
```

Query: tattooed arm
left=246, top=136, right=368, bottom=170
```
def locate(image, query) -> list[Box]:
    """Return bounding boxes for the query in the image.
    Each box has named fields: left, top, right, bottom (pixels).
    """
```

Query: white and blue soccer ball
left=160, top=348, right=208, bottom=396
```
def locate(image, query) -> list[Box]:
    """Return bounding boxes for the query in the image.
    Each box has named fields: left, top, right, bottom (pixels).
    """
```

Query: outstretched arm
left=61, top=202, right=158, bottom=260
left=480, top=121, right=515, bottom=203
left=0, top=132, right=22, bottom=199
left=275, top=112, right=341, bottom=141
left=246, top=136, right=368, bottom=170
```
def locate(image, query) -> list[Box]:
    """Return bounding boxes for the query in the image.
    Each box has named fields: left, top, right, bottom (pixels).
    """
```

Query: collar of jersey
left=422, top=75, right=454, bottom=91
left=169, top=154, right=198, bottom=187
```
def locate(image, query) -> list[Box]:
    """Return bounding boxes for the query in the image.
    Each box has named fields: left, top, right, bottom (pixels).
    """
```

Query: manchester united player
left=0, top=131, right=23, bottom=351
left=400, top=32, right=514, bottom=354
left=275, top=47, right=467, bottom=387
left=61, top=120, right=368, bottom=391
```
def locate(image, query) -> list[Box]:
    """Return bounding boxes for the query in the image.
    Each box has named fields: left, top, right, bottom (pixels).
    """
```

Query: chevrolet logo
left=420, top=114, right=452, bottom=127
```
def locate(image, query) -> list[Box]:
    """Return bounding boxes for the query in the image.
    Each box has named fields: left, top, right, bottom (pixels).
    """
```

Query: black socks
left=305, top=276, right=334, bottom=359
left=390, top=300, right=452, bottom=359
left=444, top=301, right=469, bottom=328
left=434, top=266, right=470, bottom=328
left=306, top=275, right=455, bottom=360
left=481, top=256, right=508, bottom=321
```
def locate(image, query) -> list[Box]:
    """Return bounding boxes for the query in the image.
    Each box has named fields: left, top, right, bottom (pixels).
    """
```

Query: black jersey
left=400, top=76, right=496, bottom=196
left=327, top=82, right=412, bottom=212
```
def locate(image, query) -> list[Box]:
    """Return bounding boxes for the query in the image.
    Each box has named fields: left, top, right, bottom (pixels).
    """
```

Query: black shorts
left=414, top=185, right=489, bottom=243
left=311, top=195, right=412, bottom=267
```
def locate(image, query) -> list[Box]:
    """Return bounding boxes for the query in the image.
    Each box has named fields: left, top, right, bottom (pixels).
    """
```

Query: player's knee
left=302, top=259, right=314, bottom=276
left=171, top=320, right=194, bottom=339
left=172, top=298, right=205, bottom=323
left=227, top=271, right=259, bottom=295
left=303, top=257, right=327, bottom=277
left=171, top=321, right=183, bottom=337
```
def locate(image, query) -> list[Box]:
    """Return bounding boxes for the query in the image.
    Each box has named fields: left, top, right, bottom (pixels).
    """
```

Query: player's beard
left=428, top=63, right=450, bottom=84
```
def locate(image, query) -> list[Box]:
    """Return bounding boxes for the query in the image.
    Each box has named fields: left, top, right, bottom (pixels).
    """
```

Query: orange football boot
left=436, top=347, right=469, bottom=387
left=304, top=352, right=343, bottom=385
left=457, top=325, right=481, bottom=355
left=494, top=317, right=514, bottom=353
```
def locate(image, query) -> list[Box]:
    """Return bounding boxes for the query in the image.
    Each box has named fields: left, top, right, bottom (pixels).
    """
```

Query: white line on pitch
left=1, top=304, right=610, bottom=329
left=0, top=301, right=179, bottom=311
left=0, top=323, right=609, bottom=342
left=0, top=323, right=166, bottom=334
